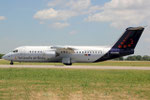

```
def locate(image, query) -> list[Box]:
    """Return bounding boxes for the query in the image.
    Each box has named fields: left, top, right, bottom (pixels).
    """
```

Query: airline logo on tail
left=112, top=27, right=144, bottom=50
left=118, top=32, right=134, bottom=49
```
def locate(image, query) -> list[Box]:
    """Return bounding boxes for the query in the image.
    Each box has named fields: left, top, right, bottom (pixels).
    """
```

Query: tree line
left=114, top=55, right=150, bottom=61
left=0, top=54, right=4, bottom=59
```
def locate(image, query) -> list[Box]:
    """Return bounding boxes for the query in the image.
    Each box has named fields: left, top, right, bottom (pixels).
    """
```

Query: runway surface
left=0, top=65, right=150, bottom=70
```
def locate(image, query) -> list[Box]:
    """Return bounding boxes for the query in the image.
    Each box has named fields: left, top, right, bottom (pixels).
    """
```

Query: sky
left=0, top=0, right=150, bottom=55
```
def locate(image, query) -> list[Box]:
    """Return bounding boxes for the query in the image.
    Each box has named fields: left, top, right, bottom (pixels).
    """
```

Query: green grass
left=0, top=68, right=150, bottom=100
left=75, top=61, right=150, bottom=66
left=0, top=59, right=150, bottom=66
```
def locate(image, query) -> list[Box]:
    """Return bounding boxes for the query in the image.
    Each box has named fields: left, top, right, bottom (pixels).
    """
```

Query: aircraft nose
left=2, top=55, right=5, bottom=59
left=2, top=53, right=12, bottom=60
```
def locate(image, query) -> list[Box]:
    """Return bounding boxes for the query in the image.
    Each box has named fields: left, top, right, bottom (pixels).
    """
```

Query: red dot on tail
left=118, top=45, right=122, bottom=48
left=121, top=42, right=124, bottom=45
left=124, top=45, right=127, bottom=48
left=128, top=44, right=131, bottom=47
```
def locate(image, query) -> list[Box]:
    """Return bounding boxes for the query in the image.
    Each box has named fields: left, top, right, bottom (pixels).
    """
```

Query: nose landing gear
left=10, top=60, right=14, bottom=65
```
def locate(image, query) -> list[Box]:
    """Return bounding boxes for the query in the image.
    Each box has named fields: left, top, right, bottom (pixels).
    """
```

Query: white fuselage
left=3, top=46, right=111, bottom=63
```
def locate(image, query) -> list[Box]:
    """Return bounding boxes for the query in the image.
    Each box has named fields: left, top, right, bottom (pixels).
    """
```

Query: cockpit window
left=13, top=50, right=18, bottom=53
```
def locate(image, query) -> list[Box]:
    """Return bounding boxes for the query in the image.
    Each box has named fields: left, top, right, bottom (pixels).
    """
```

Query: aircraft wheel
left=64, top=63, right=72, bottom=66
left=10, top=60, right=14, bottom=65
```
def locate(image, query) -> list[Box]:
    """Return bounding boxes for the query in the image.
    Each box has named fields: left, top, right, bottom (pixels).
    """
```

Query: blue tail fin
left=112, top=27, right=144, bottom=49
left=95, top=26, right=145, bottom=62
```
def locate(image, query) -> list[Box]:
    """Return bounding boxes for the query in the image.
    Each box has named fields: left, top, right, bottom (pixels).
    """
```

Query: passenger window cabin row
left=29, top=50, right=102, bottom=54
left=29, top=51, right=43, bottom=53
left=76, top=51, right=102, bottom=54
left=61, top=51, right=102, bottom=54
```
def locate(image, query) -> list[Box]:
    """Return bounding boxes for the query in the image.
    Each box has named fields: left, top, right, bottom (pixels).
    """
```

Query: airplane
left=2, top=26, right=145, bottom=65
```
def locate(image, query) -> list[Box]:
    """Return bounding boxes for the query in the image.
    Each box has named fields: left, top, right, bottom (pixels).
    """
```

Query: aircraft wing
left=51, top=46, right=76, bottom=53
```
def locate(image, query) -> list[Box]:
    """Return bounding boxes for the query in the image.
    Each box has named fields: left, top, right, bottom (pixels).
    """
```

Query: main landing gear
left=10, top=60, right=14, bottom=65
left=64, top=63, right=72, bottom=66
